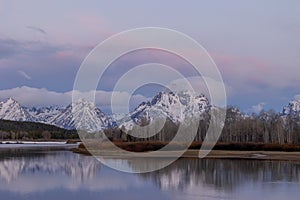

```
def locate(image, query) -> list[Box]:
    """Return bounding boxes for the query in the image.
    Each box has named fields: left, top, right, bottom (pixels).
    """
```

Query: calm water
left=0, top=146, right=300, bottom=200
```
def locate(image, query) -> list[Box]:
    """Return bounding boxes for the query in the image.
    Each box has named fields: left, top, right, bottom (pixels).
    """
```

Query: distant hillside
left=0, top=120, right=78, bottom=140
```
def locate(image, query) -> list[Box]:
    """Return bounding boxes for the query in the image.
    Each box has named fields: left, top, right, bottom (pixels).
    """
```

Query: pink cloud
left=208, top=51, right=299, bottom=92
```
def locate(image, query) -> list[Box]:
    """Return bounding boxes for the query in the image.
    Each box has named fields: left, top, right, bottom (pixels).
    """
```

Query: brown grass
left=210, top=142, right=300, bottom=152
left=74, top=141, right=300, bottom=154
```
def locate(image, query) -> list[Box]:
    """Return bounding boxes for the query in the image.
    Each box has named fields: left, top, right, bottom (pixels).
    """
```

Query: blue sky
left=0, top=0, right=300, bottom=113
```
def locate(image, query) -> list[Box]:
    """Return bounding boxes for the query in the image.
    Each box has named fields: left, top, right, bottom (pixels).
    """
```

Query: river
left=0, top=145, right=299, bottom=200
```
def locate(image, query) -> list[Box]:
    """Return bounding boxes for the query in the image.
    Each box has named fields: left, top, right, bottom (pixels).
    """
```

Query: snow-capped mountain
left=118, top=91, right=210, bottom=130
left=0, top=91, right=210, bottom=132
left=26, top=106, right=63, bottom=123
left=0, top=98, right=35, bottom=121
left=0, top=98, right=114, bottom=132
left=49, top=99, right=115, bottom=132
left=282, top=99, right=300, bottom=116
left=3, top=93, right=300, bottom=134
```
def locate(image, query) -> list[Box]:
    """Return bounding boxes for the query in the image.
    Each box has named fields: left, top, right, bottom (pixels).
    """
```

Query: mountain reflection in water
left=0, top=147, right=299, bottom=200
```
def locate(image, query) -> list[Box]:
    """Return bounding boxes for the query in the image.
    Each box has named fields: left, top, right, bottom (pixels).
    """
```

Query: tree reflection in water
left=136, top=158, right=300, bottom=192
left=0, top=147, right=300, bottom=199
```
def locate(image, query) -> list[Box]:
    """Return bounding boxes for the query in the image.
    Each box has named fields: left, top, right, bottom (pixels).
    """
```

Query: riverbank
left=72, top=141, right=300, bottom=161
left=0, top=139, right=81, bottom=144
left=186, top=150, right=300, bottom=161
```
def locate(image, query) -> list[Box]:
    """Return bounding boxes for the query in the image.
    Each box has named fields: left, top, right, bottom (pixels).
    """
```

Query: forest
left=0, top=120, right=79, bottom=140
left=104, top=107, right=300, bottom=145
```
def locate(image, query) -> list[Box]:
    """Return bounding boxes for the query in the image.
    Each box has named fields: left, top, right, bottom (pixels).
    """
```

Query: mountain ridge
left=117, top=91, right=210, bottom=130
left=0, top=93, right=299, bottom=132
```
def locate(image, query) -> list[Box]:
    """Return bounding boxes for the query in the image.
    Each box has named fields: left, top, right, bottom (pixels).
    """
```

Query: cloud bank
left=0, top=86, right=150, bottom=113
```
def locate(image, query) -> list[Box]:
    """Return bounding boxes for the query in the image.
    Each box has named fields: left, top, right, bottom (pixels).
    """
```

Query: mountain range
left=0, top=92, right=299, bottom=132
left=0, top=98, right=116, bottom=132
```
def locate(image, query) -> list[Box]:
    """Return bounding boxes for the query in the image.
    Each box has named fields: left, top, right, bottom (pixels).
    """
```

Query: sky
left=0, top=0, right=300, bottom=113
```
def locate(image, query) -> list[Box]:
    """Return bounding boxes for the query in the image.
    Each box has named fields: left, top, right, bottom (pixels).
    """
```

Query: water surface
left=0, top=146, right=299, bottom=200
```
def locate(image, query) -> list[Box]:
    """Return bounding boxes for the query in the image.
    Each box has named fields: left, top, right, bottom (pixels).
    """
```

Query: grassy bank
left=75, top=141, right=300, bottom=152
left=72, top=141, right=300, bottom=159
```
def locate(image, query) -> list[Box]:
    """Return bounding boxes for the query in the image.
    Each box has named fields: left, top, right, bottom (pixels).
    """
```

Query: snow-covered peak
left=50, top=100, right=115, bottom=132
left=0, top=98, right=35, bottom=121
left=26, top=105, right=63, bottom=123
left=5, top=97, right=18, bottom=105
left=157, top=91, right=208, bottom=119
left=119, top=91, right=210, bottom=130
left=283, top=100, right=300, bottom=116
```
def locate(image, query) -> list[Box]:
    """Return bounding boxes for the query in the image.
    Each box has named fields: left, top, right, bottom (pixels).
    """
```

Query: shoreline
left=72, top=148, right=300, bottom=161
left=185, top=150, right=300, bottom=161
left=72, top=141, right=300, bottom=161
left=0, top=139, right=80, bottom=149
left=2, top=140, right=300, bottom=161
left=0, top=139, right=81, bottom=144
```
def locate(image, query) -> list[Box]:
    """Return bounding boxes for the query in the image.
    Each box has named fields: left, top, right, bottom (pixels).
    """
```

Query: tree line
left=104, top=107, right=300, bottom=144
left=218, top=107, right=300, bottom=144
left=0, top=120, right=79, bottom=140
